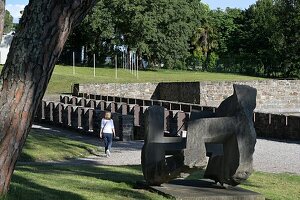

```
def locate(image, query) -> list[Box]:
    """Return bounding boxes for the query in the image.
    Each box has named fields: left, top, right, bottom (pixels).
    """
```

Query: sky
left=6, top=0, right=258, bottom=23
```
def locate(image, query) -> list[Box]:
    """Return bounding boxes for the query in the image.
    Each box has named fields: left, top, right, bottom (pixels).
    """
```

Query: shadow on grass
left=15, top=165, right=142, bottom=186
left=18, top=128, right=101, bottom=162
left=5, top=175, right=84, bottom=200
left=5, top=165, right=158, bottom=200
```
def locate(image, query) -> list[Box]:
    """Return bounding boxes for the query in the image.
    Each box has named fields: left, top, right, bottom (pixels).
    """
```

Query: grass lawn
left=3, top=128, right=167, bottom=200
left=242, top=172, right=300, bottom=200
left=19, top=128, right=99, bottom=162
left=0, top=64, right=264, bottom=94
left=187, top=170, right=300, bottom=200
left=6, top=165, right=166, bottom=200
left=5, top=164, right=300, bottom=200
left=46, top=65, right=264, bottom=94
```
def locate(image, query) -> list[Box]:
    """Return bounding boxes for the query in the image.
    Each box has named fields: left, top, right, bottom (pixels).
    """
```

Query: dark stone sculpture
left=141, top=84, right=257, bottom=186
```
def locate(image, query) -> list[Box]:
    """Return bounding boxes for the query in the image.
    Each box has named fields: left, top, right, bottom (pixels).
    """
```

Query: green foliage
left=206, top=52, right=218, bottom=71
left=271, top=0, right=300, bottom=77
left=190, top=0, right=300, bottom=77
left=4, top=10, right=13, bottom=34
left=190, top=7, right=243, bottom=71
left=65, top=0, right=206, bottom=69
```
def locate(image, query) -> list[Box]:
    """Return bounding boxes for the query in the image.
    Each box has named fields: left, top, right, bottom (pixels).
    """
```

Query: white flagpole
left=73, top=52, right=75, bottom=75
left=115, top=55, right=118, bottom=79
left=93, top=54, right=96, bottom=77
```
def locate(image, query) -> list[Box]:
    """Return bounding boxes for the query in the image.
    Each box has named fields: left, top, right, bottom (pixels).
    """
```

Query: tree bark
left=0, top=0, right=96, bottom=195
left=0, top=0, right=5, bottom=43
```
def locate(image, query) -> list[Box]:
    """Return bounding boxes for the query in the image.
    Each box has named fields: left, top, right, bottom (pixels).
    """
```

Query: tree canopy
left=4, top=9, right=13, bottom=34
left=65, top=0, right=300, bottom=78
left=194, top=0, right=300, bottom=78
left=66, top=0, right=206, bottom=69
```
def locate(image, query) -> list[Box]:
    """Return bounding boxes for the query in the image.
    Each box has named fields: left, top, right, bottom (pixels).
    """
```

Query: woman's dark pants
left=103, top=133, right=113, bottom=153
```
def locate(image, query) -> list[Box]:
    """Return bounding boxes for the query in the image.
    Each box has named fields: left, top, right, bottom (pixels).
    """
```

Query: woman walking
left=100, top=111, right=115, bottom=157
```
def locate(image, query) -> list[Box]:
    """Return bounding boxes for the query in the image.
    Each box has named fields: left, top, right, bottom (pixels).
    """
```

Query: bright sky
left=6, top=0, right=258, bottom=23
left=201, top=0, right=257, bottom=10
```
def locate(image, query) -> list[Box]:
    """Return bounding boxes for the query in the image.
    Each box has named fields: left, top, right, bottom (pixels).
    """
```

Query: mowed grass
left=242, top=172, right=300, bottom=200
left=19, top=128, right=99, bottom=162
left=5, top=128, right=167, bottom=200
left=187, top=170, right=300, bottom=200
left=6, top=165, right=166, bottom=200
left=46, top=65, right=264, bottom=94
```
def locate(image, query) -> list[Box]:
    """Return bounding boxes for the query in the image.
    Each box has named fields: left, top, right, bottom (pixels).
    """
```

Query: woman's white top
left=101, top=119, right=114, bottom=134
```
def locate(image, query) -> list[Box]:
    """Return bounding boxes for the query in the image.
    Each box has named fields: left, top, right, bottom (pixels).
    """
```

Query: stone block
left=62, top=105, right=72, bottom=127
left=119, top=115, right=134, bottom=141
left=45, top=101, right=54, bottom=122
left=96, top=100, right=106, bottom=110
left=70, top=96, right=78, bottom=106
left=71, top=106, right=83, bottom=129
left=36, top=101, right=46, bottom=122
left=82, top=108, right=94, bottom=132
left=150, top=179, right=265, bottom=200
left=117, top=103, right=128, bottom=115
left=60, top=95, right=69, bottom=104
left=53, top=102, right=63, bottom=125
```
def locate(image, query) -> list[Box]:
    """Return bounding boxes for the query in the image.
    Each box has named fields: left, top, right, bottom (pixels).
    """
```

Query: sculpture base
left=150, top=179, right=265, bottom=200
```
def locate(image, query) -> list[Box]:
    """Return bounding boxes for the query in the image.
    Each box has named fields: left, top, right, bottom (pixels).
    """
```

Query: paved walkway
left=30, top=124, right=300, bottom=174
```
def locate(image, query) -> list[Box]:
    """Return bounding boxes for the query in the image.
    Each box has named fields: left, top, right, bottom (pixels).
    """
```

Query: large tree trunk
left=0, top=0, right=96, bottom=195
left=0, top=0, right=5, bottom=43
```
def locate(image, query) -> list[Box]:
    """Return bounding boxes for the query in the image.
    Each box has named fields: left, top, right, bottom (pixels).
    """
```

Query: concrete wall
left=157, top=82, right=201, bottom=104
left=76, top=79, right=300, bottom=113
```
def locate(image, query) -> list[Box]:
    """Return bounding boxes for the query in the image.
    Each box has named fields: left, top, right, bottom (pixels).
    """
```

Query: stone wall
left=75, top=79, right=300, bottom=113
left=198, top=80, right=300, bottom=113
left=45, top=95, right=300, bottom=141
left=254, top=113, right=300, bottom=140
left=75, top=83, right=159, bottom=100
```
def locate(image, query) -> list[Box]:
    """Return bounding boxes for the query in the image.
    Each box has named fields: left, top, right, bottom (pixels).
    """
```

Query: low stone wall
left=74, top=83, right=160, bottom=100
left=35, top=100, right=135, bottom=141
left=39, top=95, right=300, bottom=141
left=74, top=80, right=300, bottom=113
left=198, top=80, right=300, bottom=113
left=254, top=113, right=300, bottom=140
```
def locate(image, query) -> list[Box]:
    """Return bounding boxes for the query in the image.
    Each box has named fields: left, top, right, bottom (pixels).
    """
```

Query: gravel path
left=30, top=124, right=300, bottom=174
left=254, top=138, right=300, bottom=174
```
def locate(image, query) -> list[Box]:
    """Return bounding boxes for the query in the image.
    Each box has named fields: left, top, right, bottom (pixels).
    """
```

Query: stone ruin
left=141, top=84, right=257, bottom=186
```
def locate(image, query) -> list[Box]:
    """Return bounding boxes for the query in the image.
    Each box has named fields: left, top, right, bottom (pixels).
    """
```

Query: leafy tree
left=67, top=0, right=205, bottom=69
left=272, top=0, right=300, bottom=77
left=0, top=0, right=5, bottom=42
left=191, top=7, right=242, bottom=72
left=238, top=0, right=277, bottom=76
left=4, top=9, right=13, bottom=34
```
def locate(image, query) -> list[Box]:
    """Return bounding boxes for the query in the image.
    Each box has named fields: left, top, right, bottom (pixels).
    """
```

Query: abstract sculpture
left=141, top=84, right=257, bottom=186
